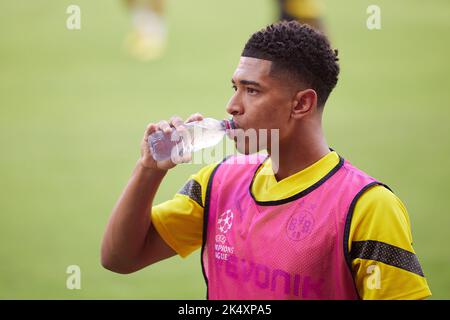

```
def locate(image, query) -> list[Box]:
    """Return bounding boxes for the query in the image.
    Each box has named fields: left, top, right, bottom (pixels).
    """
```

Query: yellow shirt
left=151, top=151, right=431, bottom=300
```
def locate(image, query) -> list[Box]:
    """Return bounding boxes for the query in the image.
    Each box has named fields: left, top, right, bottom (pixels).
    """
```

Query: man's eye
left=231, top=85, right=237, bottom=91
left=246, top=87, right=258, bottom=94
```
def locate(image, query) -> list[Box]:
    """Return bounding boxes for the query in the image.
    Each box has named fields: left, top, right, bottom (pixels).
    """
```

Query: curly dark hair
left=242, top=21, right=340, bottom=107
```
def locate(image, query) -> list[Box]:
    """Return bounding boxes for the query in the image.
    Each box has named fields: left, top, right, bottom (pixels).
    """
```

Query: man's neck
left=268, top=130, right=330, bottom=182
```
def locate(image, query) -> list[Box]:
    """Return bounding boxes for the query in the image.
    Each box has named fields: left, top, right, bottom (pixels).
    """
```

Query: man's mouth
left=229, top=118, right=238, bottom=130
left=226, top=118, right=240, bottom=140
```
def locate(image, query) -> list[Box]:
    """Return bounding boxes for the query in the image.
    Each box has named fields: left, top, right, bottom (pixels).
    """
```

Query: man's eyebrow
left=231, top=79, right=262, bottom=87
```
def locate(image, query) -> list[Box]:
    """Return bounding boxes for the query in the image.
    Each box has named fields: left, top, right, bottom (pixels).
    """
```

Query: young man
left=101, top=21, right=431, bottom=299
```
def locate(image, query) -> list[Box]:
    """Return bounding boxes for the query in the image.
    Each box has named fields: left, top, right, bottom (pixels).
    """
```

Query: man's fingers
left=185, top=113, right=203, bottom=123
left=181, top=152, right=192, bottom=163
left=171, top=149, right=192, bottom=165
left=170, top=143, right=184, bottom=164
left=144, top=115, right=199, bottom=163
left=144, top=123, right=159, bottom=138
left=170, top=115, right=185, bottom=129
left=158, top=120, right=172, bottom=134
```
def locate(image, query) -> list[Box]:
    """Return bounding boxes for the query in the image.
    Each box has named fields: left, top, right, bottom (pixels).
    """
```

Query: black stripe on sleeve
left=178, top=179, right=203, bottom=208
left=350, top=240, right=425, bottom=277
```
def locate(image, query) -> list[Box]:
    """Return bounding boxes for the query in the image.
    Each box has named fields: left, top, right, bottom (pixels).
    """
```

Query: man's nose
left=226, top=95, right=244, bottom=116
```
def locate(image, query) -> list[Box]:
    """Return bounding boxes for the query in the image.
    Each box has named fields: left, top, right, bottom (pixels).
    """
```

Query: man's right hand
left=139, top=113, right=204, bottom=171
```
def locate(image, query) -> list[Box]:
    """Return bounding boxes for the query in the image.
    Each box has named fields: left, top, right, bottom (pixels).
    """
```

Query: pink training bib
left=201, top=153, right=388, bottom=300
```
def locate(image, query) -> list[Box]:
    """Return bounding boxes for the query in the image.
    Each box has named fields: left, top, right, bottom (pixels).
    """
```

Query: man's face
left=226, top=57, right=294, bottom=153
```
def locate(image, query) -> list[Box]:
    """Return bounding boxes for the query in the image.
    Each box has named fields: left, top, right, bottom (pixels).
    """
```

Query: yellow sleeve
left=349, top=185, right=432, bottom=300
left=150, top=162, right=218, bottom=258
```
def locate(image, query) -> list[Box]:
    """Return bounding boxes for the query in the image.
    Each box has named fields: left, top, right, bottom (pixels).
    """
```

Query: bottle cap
left=225, top=118, right=236, bottom=130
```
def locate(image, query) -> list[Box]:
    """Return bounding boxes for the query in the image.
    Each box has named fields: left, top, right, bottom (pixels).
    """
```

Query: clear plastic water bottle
left=147, top=118, right=235, bottom=161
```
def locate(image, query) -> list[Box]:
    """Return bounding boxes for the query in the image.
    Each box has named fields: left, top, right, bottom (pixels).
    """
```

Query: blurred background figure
left=124, top=0, right=167, bottom=61
left=276, top=0, right=325, bottom=32
left=123, top=0, right=324, bottom=62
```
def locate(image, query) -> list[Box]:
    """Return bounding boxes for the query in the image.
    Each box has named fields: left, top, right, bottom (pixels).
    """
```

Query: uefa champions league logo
left=215, top=209, right=235, bottom=261
left=217, top=209, right=234, bottom=234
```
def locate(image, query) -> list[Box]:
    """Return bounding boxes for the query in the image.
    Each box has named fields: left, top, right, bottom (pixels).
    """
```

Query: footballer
left=102, top=21, right=431, bottom=300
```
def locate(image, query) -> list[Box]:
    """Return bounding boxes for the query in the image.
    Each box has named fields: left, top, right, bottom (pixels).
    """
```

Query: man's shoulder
left=357, top=184, right=403, bottom=209
left=340, top=158, right=408, bottom=229
left=342, top=159, right=379, bottom=181
left=353, top=184, right=410, bottom=234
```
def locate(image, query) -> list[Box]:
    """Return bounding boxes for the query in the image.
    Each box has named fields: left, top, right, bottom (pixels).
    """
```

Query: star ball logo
left=217, top=209, right=234, bottom=234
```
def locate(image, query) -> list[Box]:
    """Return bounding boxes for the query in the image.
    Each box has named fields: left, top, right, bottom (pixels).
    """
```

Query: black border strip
left=178, top=179, right=204, bottom=208
left=343, top=181, right=394, bottom=270
left=342, top=181, right=393, bottom=299
left=200, top=155, right=233, bottom=300
left=350, top=240, right=425, bottom=277
left=249, top=155, right=345, bottom=206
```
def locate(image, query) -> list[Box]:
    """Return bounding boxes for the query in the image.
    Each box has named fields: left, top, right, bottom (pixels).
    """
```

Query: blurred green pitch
left=1, top=0, right=449, bottom=299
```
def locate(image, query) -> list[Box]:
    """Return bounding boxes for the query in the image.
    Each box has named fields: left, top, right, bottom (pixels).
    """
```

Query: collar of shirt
left=251, top=151, right=340, bottom=202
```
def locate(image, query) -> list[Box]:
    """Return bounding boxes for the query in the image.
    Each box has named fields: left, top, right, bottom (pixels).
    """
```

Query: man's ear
left=291, top=89, right=318, bottom=119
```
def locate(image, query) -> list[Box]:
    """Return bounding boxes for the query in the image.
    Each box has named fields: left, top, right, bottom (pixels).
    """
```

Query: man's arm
left=101, top=113, right=204, bottom=274
left=101, top=162, right=175, bottom=274
left=349, top=185, right=432, bottom=299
